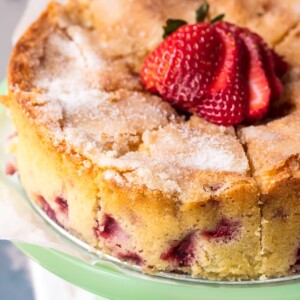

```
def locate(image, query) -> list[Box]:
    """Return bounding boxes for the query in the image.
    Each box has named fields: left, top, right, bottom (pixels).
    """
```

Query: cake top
left=30, top=12, right=249, bottom=193
left=6, top=0, right=300, bottom=194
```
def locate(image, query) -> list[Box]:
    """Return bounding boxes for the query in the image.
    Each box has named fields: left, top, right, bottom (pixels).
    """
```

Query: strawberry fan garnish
left=141, top=1, right=288, bottom=126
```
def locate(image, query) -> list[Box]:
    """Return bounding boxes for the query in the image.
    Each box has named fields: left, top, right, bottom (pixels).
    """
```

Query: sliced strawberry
left=195, top=24, right=249, bottom=125
left=237, top=28, right=284, bottom=102
left=218, top=23, right=271, bottom=120
left=272, top=51, right=289, bottom=78
left=240, top=34, right=271, bottom=120
left=259, top=42, right=283, bottom=101
left=141, top=23, right=224, bottom=111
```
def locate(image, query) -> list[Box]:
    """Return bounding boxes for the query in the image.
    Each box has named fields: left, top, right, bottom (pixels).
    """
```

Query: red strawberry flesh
left=161, top=233, right=195, bottom=267
left=202, top=218, right=239, bottom=241
left=218, top=22, right=272, bottom=120
left=94, top=214, right=120, bottom=240
left=196, top=24, right=249, bottom=125
left=5, top=160, right=17, bottom=176
left=240, top=33, right=271, bottom=120
left=272, top=51, right=289, bottom=78
left=235, top=27, right=284, bottom=106
left=55, top=196, right=68, bottom=215
left=38, top=196, right=57, bottom=222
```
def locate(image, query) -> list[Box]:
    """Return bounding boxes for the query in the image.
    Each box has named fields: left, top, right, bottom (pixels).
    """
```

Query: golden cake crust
left=6, top=2, right=255, bottom=196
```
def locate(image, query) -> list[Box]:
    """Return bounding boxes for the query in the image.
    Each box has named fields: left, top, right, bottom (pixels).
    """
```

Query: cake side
left=240, top=112, right=300, bottom=276
left=7, top=94, right=100, bottom=245
left=97, top=169, right=261, bottom=279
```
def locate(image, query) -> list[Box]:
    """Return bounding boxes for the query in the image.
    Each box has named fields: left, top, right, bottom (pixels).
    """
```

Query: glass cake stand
left=2, top=81, right=300, bottom=300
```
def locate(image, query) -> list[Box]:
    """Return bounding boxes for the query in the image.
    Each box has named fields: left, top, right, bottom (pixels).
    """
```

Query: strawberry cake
left=1, top=0, right=300, bottom=280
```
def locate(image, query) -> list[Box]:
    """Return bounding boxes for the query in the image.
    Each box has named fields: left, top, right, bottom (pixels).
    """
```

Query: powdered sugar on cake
left=142, top=123, right=247, bottom=172
left=31, top=16, right=249, bottom=193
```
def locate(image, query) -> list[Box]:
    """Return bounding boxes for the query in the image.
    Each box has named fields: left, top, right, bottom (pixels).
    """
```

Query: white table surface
left=0, top=0, right=28, bottom=78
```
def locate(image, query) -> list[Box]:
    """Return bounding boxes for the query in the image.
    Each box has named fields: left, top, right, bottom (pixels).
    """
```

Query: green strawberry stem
left=196, top=0, right=210, bottom=22
left=210, top=14, right=225, bottom=23
left=163, top=19, right=187, bottom=39
left=162, top=2, right=226, bottom=39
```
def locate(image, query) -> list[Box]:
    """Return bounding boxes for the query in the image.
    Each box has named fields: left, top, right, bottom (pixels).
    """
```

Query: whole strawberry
left=141, top=1, right=288, bottom=126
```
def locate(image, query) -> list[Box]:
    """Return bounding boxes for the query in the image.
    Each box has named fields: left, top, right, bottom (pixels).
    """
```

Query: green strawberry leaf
left=163, top=19, right=188, bottom=39
left=196, top=1, right=210, bottom=22
left=210, top=14, right=225, bottom=23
